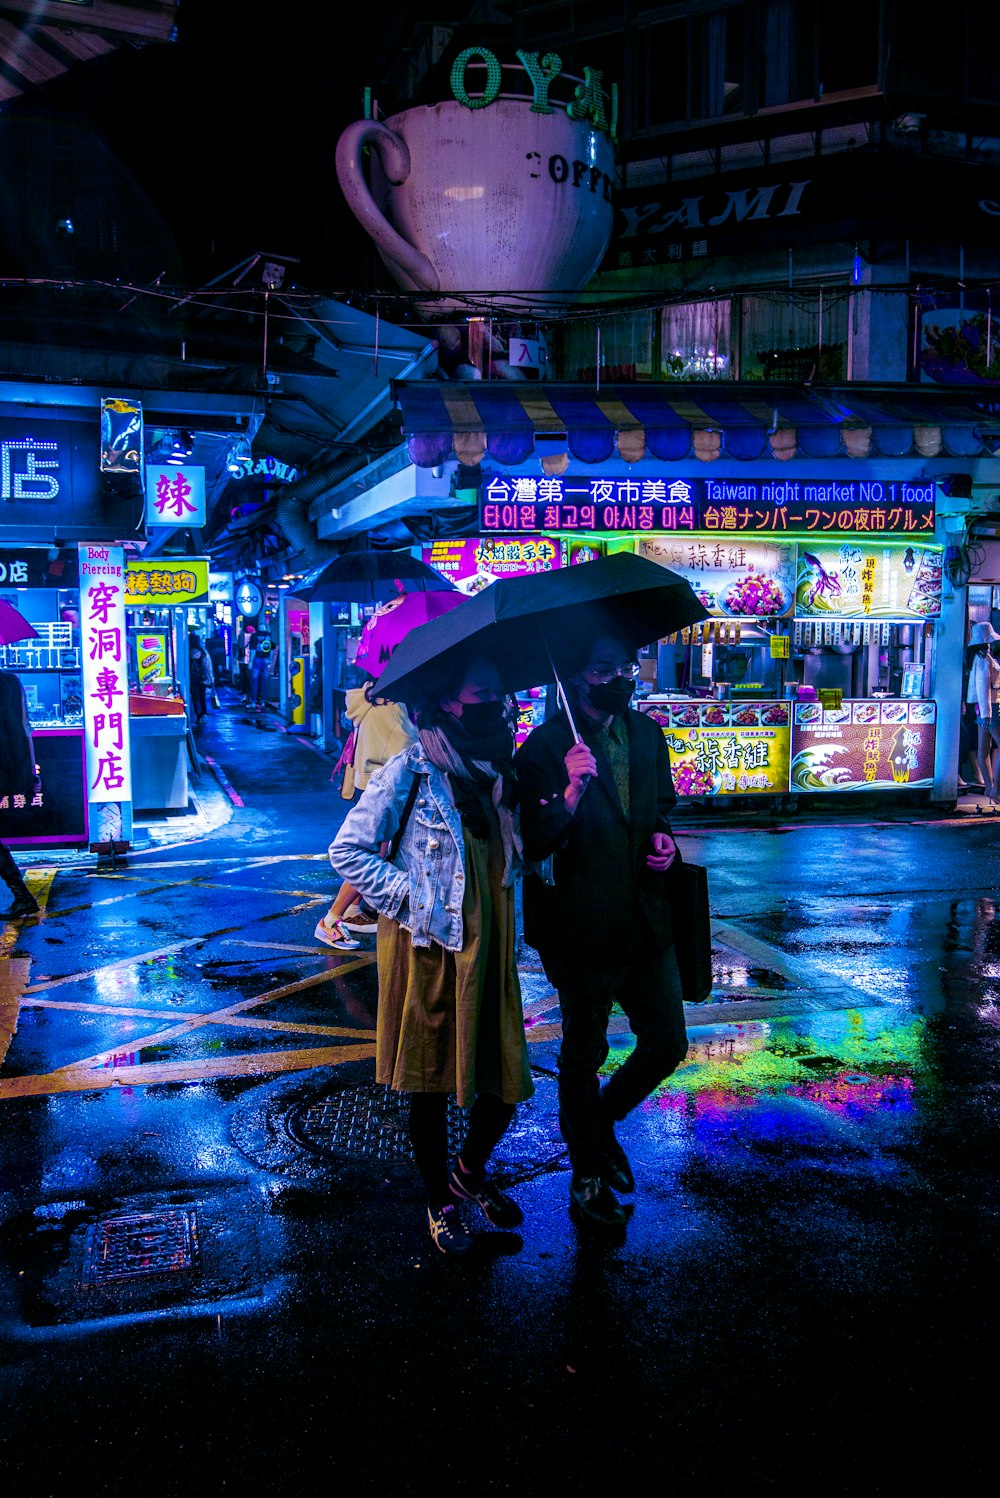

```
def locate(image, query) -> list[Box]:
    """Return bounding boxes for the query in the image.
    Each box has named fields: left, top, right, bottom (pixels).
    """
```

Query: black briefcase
left=665, top=858, right=713, bottom=1003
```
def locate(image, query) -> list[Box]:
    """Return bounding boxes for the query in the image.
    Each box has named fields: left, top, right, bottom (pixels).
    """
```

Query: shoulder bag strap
left=387, top=772, right=421, bottom=862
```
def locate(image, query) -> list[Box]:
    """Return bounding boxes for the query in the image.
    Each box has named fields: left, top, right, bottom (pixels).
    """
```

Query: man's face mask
left=585, top=676, right=635, bottom=716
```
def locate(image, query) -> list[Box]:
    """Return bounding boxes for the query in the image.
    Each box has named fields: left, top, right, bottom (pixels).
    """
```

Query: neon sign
left=479, top=475, right=936, bottom=536
left=449, top=46, right=617, bottom=135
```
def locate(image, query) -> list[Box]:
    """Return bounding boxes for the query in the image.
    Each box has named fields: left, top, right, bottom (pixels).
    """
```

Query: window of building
left=661, top=299, right=732, bottom=378
left=740, top=287, right=848, bottom=380
left=562, top=309, right=655, bottom=382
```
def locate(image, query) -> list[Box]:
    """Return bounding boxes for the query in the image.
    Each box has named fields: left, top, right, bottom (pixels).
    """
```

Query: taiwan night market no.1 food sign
left=79, top=544, right=132, bottom=805
left=478, top=475, right=936, bottom=536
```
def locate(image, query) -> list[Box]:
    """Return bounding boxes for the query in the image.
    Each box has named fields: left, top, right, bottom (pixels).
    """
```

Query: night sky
left=8, top=5, right=403, bottom=293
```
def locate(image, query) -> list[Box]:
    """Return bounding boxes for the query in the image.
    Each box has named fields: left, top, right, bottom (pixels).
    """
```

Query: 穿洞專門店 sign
left=79, top=544, right=132, bottom=805
left=125, top=558, right=210, bottom=606
left=480, top=476, right=936, bottom=537
left=794, top=543, right=943, bottom=619
left=423, top=536, right=566, bottom=594
left=639, top=699, right=791, bottom=796
left=638, top=537, right=796, bottom=617
left=790, top=700, right=936, bottom=791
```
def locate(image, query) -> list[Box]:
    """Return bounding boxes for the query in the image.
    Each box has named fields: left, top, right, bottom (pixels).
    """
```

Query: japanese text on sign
left=79, top=544, right=132, bottom=804
left=479, top=475, right=935, bottom=536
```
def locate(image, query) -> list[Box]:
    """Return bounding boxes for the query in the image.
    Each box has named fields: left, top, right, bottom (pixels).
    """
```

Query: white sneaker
left=314, top=917, right=360, bottom=950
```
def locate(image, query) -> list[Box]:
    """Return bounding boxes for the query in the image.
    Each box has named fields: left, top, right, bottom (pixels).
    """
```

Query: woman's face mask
left=458, top=699, right=509, bottom=737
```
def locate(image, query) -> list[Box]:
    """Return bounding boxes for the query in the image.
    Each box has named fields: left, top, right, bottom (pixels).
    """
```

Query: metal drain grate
left=287, top=1084, right=468, bottom=1163
left=82, top=1208, right=197, bottom=1285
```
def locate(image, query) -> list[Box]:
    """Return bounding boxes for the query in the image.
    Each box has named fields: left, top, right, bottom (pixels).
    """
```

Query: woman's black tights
left=408, top=1091, right=515, bottom=1207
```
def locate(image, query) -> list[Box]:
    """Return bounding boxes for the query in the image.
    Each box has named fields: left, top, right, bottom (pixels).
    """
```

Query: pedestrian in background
left=315, top=672, right=417, bottom=950
left=251, top=631, right=274, bottom=712
left=330, top=655, right=532, bottom=1256
left=188, top=632, right=214, bottom=723
left=516, top=625, right=688, bottom=1231
left=0, top=670, right=40, bottom=918
left=966, top=620, right=1000, bottom=801
left=238, top=625, right=255, bottom=704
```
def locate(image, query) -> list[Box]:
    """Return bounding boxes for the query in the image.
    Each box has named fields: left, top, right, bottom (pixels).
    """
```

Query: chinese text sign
left=79, top=544, right=132, bottom=804
left=145, top=465, right=207, bottom=528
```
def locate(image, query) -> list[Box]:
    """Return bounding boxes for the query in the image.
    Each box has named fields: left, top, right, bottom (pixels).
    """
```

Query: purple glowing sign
left=479, top=476, right=936, bottom=536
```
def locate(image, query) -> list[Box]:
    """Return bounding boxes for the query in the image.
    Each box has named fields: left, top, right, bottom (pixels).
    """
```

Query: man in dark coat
left=515, top=629, right=688, bottom=1228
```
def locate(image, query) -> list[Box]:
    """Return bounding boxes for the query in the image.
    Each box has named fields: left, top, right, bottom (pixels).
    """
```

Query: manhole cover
left=282, top=1077, right=567, bottom=1179
left=287, top=1084, right=469, bottom=1163
left=82, top=1208, right=197, bottom=1285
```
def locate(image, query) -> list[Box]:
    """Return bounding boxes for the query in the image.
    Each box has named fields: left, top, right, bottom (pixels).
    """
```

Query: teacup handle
left=336, top=120, right=441, bottom=293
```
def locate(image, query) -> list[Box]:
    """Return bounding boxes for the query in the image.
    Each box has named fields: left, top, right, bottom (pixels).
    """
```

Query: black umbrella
left=293, top=549, right=455, bottom=604
left=375, top=551, right=710, bottom=711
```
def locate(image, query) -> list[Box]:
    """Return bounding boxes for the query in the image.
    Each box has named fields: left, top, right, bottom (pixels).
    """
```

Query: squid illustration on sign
left=797, top=552, right=843, bottom=610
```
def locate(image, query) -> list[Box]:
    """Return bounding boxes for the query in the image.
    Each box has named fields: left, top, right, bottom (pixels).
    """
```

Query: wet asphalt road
left=1, top=697, right=999, bottom=1495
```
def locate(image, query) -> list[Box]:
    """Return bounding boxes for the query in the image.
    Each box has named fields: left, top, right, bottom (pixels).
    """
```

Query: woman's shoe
left=449, top=1162, right=523, bottom=1228
left=314, top=917, right=360, bottom=950
left=427, top=1202, right=473, bottom=1255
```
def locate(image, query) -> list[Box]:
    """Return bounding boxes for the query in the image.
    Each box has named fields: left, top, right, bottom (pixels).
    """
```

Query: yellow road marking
left=225, top=939, right=349, bottom=956
left=50, top=953, right=377, bottom=1071
left=0, top=1042, right=377, bottom=1099
left=25, top=898, right=328, bottom=994
left=25, top=938, right=207, bottom=993
left=0, top=958, right=31, bottom=1067
left=22, top=996, right=375, bottom=1041
left=0, top=868, right=54, bottom=1063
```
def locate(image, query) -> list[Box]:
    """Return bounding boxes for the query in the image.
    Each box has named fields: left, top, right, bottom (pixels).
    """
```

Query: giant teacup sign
left=336, top=47, right=616, bottom=311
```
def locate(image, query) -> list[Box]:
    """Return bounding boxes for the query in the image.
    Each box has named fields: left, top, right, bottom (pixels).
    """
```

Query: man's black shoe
left=2, top=895, right=38, bottom=919
left=569, top=1174, right=627, bottom=1228
left=597, top=1129, right=635, bottom=1194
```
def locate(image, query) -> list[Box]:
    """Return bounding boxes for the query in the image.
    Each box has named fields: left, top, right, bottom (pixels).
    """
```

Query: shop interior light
left=167, top=430, right=194, bottom=465
left=226, top=435, right=253, bottom=475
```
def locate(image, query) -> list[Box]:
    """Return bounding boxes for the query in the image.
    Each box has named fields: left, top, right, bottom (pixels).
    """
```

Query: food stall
left=636, top=532, right=942, bottom=799
left=0, top=547, right=89, bottom=847
left=475, top=472, right=944, bottom=803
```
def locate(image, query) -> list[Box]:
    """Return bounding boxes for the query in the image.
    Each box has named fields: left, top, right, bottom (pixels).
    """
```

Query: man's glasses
left=583, top=660, right=641, bottom=684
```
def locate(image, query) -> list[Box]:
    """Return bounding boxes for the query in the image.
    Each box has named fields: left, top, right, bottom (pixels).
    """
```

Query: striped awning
left=392, top=380, right=994, bottom=470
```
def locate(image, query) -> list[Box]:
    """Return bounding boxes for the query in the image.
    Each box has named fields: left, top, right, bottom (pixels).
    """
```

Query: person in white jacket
left=315, top=676, right=417, bottom=949
left=966, top=620, right=1000, bottom=799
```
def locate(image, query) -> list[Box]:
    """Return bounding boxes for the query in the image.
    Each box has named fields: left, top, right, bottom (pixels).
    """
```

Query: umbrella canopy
left=294, top=549, right=454, bottom=604
left=354, top=590, right=467, bottom=680
left=0, top=600, right=39, bottom=647
left=376, top=551, right=710, bottom=706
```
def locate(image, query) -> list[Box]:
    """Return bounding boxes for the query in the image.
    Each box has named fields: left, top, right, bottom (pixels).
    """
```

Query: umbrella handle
left=542, top=634, right=582, bottom=744
left=542, top=639, right=591, bottom=799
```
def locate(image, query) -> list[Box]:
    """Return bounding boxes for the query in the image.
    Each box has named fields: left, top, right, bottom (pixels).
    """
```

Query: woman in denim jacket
left=330, top=656, right=533, bottom=1256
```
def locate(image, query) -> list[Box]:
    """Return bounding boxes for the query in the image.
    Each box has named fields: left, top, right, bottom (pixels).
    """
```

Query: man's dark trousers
left=555, top=944, right=688, bottom=1173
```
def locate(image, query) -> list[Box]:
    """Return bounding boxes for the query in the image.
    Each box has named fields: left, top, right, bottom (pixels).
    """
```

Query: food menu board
left=637, top=538, right=796, bottom=618
left=790, top=699, right=937, bottom=792
left=794, top=543, right=943, bottom=619
left=639, top=698, right=792, bottom=797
